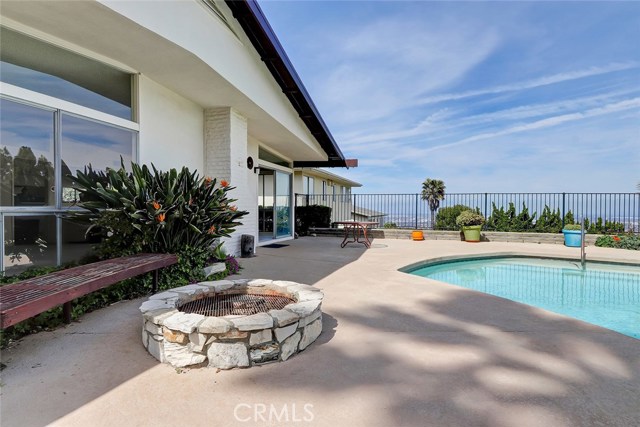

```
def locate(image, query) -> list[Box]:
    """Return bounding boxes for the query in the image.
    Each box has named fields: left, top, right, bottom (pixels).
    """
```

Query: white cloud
left=417, top=62, right=639, bottom=105
left=316, top=14, right=501, bottom=125
left=341, top=89, right=636, bottom=148
left=405, top=97, right=640, bottom=156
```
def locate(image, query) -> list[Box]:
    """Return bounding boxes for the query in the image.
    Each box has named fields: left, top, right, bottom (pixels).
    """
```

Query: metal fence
left=295, top=192, right=640, bottom=233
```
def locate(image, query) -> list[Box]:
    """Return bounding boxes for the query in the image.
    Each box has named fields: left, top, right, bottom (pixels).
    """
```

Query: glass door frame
left=257, top=160, right=294, bottom=244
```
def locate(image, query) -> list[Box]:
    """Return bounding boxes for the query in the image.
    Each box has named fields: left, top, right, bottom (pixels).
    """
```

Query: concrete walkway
left=1, top=238, right=639, bottom=427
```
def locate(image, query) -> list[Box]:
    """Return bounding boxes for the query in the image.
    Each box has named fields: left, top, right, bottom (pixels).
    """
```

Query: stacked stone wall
left=141, top=279, right=323, bottom=369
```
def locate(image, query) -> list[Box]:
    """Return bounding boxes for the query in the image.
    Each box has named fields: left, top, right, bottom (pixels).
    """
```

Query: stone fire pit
left=140, top=279, right=323, bottom=369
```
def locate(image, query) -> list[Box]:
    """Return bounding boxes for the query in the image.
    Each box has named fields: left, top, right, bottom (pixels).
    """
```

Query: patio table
left=334, top=221, right=378, bottom=248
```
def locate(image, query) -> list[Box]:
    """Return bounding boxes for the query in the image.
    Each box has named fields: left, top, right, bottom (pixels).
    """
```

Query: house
left=292, top=168, right=362, bottom=228
left=352, top=207, right=387, bottom=226
left=0, top=0, right=354, bottom=274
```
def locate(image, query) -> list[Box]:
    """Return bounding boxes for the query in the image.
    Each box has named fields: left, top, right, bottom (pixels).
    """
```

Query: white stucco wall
left=138, top=75, right=204, bottom=172
left=100, top=0, right=323, bottom=157
left=204, top=108, right=259, bottom=256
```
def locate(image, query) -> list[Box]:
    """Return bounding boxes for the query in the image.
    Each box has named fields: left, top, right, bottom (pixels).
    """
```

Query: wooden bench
left=0, top=253, right=178, bottom=329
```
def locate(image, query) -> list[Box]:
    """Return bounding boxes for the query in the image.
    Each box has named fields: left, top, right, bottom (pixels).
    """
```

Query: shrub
left=295, top=205, right=332, bottom=235
left=563, top=224, right=582, bottom=231
left=564, top=210, right=576, bottom=225
left=535, top=205, right=563, bottom=233
left=456, top=210, right=486, bottom=227
left=595, top=235, right=616, bottom=248
left=383, top=222, right=398, bottom=229
left=435, top=204, right=472, bottom=230
left=595, top=234, right=640, bottom=250
left=224, top=255, right=241, bottom=275
left=585, top=217, right=625, bottom=234
left=70, top=161, right=247, bottom=289
left=485, top=202, right=535, bottom=232
left=485, top=202, right=513, bottom=231
left=72, top=162, right=247, bottom=253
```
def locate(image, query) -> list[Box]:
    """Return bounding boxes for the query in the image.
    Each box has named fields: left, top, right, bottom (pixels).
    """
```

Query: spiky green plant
left=70, top=161, right=247, bottom=254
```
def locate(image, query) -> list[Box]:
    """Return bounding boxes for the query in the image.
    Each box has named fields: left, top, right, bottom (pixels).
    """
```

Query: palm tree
left=421, top=178, right=446, bottom=229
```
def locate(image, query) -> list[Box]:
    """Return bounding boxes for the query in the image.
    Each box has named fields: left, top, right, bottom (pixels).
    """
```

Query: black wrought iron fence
left=295, top=192, right=640, bottom=234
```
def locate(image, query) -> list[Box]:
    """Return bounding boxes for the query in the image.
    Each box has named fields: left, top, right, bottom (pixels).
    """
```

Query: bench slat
left=0, top=253, right=178, bottom=328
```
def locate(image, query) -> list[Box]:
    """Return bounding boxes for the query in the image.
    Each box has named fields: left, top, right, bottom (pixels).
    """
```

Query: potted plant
left=456, top=210, right=485, bottom=242
left=562, top=223, right=583, bottom=247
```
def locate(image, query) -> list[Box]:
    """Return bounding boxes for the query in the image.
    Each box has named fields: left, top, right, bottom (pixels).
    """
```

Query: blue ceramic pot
left=563, top=229, right=582, bottom=247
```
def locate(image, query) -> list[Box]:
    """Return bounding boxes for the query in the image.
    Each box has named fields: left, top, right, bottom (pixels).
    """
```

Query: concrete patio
left=1, top=237, right=639, bottom=427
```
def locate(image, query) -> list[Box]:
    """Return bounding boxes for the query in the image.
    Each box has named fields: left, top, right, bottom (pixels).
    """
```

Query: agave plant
left=70, top=160, right=247, bottom=254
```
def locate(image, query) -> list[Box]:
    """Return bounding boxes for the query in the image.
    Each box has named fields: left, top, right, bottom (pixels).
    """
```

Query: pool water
left=409, top=257, right=640, bottom=339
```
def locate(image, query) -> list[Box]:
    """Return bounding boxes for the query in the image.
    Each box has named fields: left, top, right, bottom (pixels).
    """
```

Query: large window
left=0, top=29, right=137, bottom=275
left=1, top=100, right=55, bottom=207
left=1, top=99, right=137, bottom=275
left=0, top=27, right=132, bottom=120
left=302, top=176, right=315, bottom=195
left=60, top=113, right=135, bottom=206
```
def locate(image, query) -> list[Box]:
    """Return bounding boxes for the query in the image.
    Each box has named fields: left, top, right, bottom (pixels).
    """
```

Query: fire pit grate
left=177, top=292, right=295, bottom=316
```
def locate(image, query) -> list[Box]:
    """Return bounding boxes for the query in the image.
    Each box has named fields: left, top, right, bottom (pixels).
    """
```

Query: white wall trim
left=0, top=83, right=139, bottom=131
left=258, top=159, right=292, bottom=174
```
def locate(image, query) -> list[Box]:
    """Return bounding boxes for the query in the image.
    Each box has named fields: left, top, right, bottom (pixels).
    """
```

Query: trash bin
left=240, top=234, right=255, bottom=258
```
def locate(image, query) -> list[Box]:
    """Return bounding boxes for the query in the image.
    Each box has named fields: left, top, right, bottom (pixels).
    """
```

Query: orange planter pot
left=411, top=230, right=424, bottom=241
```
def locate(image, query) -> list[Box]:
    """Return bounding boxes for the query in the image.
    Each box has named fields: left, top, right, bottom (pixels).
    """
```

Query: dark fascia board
left=293, top=159, right=358, bottom=168
left=225, top=0, right=348, bottom=167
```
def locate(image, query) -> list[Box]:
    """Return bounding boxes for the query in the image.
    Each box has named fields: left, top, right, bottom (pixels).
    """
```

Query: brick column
left=204, top=108, right=255, bottom=255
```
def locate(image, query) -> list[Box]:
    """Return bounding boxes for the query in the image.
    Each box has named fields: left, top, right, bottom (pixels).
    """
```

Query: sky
left=259, top=0, right=640, bottom=194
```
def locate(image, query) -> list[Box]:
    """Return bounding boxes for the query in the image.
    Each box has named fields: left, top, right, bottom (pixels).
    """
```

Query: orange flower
left=152, top=200, right=160, bottom=210
left=613, top=236, right=621, bottom=241
left=207, top=225, right=216, bottom=235
left=204, top=177, right=213, bottom=187
left=229, top=205, right=237, bottom=211
left=220, top=180, right=229, bottom=188
left=156, top=213, right=166, bottom=223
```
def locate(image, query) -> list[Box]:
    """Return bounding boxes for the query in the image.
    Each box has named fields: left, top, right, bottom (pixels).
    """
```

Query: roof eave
left=225, top=0, right=349, bottom=167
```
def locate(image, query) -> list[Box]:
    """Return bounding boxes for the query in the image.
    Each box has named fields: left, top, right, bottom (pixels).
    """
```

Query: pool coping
left=398, top=250, right=640, bottom=273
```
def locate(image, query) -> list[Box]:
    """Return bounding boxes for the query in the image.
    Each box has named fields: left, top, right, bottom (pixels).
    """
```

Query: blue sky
left=259, top=0, right=640, bottom=193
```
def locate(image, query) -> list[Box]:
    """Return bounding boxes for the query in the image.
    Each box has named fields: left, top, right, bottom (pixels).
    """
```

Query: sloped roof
left=353, top=207, right=386, bottom=218
left=225, top=0, right=349, bottom=167
left=297, top=168, right=362, bottom=188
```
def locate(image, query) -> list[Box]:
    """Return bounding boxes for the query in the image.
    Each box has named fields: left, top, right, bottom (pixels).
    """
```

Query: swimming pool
left=407, top=256, right=640, bottom=339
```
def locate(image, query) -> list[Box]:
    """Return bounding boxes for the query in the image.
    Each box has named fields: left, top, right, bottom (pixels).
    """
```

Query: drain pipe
left=580, top=217, right=586, bottom=269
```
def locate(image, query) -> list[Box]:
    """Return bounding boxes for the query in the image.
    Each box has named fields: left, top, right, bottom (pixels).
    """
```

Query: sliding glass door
left=258, top=167, right=292, bottom=242
left=275, top=171, right=291, bottom=238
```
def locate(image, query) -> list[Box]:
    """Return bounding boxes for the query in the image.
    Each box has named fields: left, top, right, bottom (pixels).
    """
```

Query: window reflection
left=3, top=215, right=57, bottom=275
left=61, top=218, right=96, bottom=264
left=0, top=99, right=55, bottom=207
left=61, top=113, right=136, bottom=206
left=0, top=27, right=132, bottom=120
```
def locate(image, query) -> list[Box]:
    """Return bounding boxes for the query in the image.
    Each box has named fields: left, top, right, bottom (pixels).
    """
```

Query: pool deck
left=1, top=238, right=639, bottom=427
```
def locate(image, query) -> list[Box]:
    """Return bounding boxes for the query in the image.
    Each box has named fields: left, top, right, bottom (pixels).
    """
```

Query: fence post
left=562, top=192, right=566, bottom=228
left=353, top=194, right=357, bottom=221
left=484, top=193, right=488, bottom=219
left=415, top=193, right=419, bottom=229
